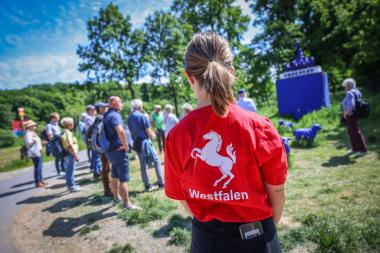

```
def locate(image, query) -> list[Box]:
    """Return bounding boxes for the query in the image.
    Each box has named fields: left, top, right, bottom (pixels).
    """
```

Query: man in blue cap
left=236, top=88, right=257, bottom=112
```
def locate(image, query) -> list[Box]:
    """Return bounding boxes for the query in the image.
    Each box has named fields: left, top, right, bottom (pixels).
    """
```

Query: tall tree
left=144, top=11, right=193, bottom=115
left=77, top=3, right=145, bottom=98
left=249, top=0, right=380, bottom=91
left=171, top=0, right=250, bottom=49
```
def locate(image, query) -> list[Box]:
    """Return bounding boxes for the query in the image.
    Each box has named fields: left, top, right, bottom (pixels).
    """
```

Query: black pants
left=191, top=217, right=281, bottom=253
left=156, top=129, right=165, bottom=152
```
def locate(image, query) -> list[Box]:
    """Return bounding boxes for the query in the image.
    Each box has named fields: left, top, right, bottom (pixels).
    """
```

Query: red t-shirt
left=165, top=104, right=287, bottom=222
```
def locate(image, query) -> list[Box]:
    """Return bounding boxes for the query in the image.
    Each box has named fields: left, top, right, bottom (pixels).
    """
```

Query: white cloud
left=0, top=53, right=86, bottom=89
left=0, top=0, right=258, bottom=89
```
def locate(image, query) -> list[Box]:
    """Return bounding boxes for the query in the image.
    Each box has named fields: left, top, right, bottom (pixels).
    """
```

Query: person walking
left=180, top=103, right=193, bottom=120
left=85, top=105, right=101, bottom=175
left=24, top=120, right=45, bottom=188
left=163, top=104, right=179, bottom=138
left=342, top=78, right=368, bottom=156
left=236, top=88, right=257, bottom=112
left=103, top=96, right=139, bottom=210
left=45, top=112, right=65, bottom=175
left=150, top=105, right=165, bottom=153
left=128, top=99, right=165, bottom=192
left=94, top=102, right=113, bottom=196
left=61, top=117, right=82, bottom=192
left=165, top=32, right=287, bottom=253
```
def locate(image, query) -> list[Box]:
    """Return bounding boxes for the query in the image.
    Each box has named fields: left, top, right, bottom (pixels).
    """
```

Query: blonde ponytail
left=185, top=32, right=235, bottom=117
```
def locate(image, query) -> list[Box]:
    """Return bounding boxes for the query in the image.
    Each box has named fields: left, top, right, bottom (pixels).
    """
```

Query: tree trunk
left=127, top=82, right=135, bottom=99
left=172, top=89, right=179, bottom=116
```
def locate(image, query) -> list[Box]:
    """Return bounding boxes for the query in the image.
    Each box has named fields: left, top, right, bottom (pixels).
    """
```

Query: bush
left=0, top=130, right=16, bottom=148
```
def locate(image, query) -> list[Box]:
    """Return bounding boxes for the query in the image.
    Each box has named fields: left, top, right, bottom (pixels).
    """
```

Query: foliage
left=248, top=0, right=380, bottom=91
left=0, top=104, right=14, bottom=130
left=171, top=0, right=250, bottom=49
left=144, top=11, right=193, bottom=115
left=77, top=3, right=145, bottom=98
left=0, top=130, right=16, bottom=148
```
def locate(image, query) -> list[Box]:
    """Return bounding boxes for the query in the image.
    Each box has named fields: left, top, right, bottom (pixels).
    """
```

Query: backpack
left=40, top=129, right=49, bottom=142
left=353, top=92, right=369, bottom=119
left=91, top=118, right=110, bottom=153
left=51, top=133, right=68, bottom=159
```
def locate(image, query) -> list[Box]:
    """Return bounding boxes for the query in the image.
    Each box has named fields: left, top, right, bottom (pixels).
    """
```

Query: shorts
left=105, top=149, right=130, bottom=183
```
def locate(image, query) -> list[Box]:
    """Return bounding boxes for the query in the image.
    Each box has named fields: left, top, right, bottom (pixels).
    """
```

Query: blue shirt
left=342, top=88, right=362, bottom=115
left=46, top=121, right=61, bottom=137
left=127, top=110, right=150, bottom=140
left=103, top=109, right=124, bottom=150
left=237, top=97, right=257, bottom=112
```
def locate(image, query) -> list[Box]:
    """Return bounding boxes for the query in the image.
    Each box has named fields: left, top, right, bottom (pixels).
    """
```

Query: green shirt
left=150, top=111, right=165, bottom=130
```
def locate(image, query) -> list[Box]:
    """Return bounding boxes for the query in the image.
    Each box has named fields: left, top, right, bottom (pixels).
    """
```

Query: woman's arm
left=265, top=183, right=285, bottom=224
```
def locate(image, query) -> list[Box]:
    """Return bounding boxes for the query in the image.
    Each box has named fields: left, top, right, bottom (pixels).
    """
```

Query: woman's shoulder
left=229, top=104, right=273, bottom=130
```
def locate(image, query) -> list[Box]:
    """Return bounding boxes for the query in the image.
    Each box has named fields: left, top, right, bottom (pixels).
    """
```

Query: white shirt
left=164, top=112, right=179, bottom=137
left=24, top=130, right=42, bottom=157
left=84, top=115, right=95, bottom=129
left=237, top=97, right=257, bottom=112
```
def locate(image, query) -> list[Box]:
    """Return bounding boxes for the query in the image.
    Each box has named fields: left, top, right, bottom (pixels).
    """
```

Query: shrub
left=0, top=130, right=16, bottom=148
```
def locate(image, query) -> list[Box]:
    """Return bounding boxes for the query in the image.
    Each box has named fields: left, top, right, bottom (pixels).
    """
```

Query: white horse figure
left=191, top=131, right=236, bottom=189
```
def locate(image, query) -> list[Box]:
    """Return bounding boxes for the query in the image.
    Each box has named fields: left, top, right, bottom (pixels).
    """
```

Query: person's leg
left=32, top=157, right=39, bottom=185
left=150, top=144, right=164, bottom=186
left=347, top=116, right=367, bottom=152
left=111, top=178, right=121, bottom=200
left=36, top=156, right=43, bottom=183
left=117, top=151, right=132, bottom=206
left=60, top=158, right=65, bottom=172
left=137, top=152, right=150, bottom=189
left=87, top=149, right=91, bottom=163
left=161, top=130, right=166, bottom=152
left=101, top=154, right=112, bottom=196
left=64, top=155, right=75, bottom=189
left=106, top=151, right=121, bottom=200
left=54, top=157, right=60, bottom=175
left=157, top=130, right=163, bottom=153
left=92, top=150, right=102, bottom=177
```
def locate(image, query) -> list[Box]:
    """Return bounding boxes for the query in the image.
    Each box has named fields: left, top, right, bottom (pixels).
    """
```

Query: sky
left=0, top=0, right=256, bottom=90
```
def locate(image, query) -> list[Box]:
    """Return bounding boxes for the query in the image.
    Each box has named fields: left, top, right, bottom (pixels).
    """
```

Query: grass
left=79, top=224, right=100, bottom=236
left=106, top=243, right=136, bottom=253
left=169, top=227, right=191, bottom=248
left=118, top=195, right=177, bottom=226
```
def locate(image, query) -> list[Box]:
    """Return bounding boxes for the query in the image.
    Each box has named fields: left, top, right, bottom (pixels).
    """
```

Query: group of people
left=21, top=32, right=369, bottom=253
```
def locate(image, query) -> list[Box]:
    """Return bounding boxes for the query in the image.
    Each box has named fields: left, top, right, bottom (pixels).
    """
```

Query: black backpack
left=352, top=92, right=369, bottom=119
left=51, top=133, right=69, bottom=159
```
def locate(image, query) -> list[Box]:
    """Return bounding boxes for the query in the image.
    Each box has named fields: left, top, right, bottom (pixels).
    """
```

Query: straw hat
left=24, top=120, right=37, bottom=129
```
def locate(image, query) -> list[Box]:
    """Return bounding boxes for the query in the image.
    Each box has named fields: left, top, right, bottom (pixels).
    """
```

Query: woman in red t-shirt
left=165, top=32, right=287, bottom=253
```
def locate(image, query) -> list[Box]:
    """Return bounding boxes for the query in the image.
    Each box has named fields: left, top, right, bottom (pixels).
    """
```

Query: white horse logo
left=191, top=130, right=236, bottom=189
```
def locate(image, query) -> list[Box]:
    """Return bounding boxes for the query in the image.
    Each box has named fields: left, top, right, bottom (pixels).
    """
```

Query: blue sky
left=0, top=0, right=256, bottom=89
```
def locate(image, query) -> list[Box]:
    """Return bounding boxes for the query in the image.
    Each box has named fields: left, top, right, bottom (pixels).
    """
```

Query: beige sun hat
left=24, top=120, right=37, bottom=129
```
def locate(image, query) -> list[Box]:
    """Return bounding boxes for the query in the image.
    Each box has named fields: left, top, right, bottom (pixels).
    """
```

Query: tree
left=144, top=11, right=193, bottom=115
left=77, top=3, right=145, bottom=98
left=171, top=0, right=250, bottom=49
left=248, top=0, right=380, bottom=91
left=0, top=104, right=14, bottom=130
